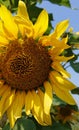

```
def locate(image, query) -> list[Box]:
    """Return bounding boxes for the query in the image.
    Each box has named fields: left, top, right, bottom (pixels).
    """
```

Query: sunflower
left=0, top=0, right=76, bottom=128
left=54, top=105, right=79, bottom=124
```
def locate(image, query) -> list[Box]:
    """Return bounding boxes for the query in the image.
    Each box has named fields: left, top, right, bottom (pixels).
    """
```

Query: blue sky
left=37, top=0, right=79, bottom=106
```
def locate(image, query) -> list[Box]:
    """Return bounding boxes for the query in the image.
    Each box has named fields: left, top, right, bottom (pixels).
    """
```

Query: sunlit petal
left=1, top=90, right=15, bottom=116
left=18, top=1, right=29, bottom=19
left=50, top=71, right=76, bottom=90
left=52, top=19, right=69, bottom=39
left=33, top=10, right=48, bottom=39
left=44, top=81, right=53, bottom=115
left=13, top=91, right=25, bottom=119
left=38, top=88, right=52, bottom=125
left=7, top=108, right=16, bottom=128
left=0, top=87, right=11, bottom=117
left=25, top=91, right=33, bottom=115
left=0, top=4, right=18, bottom=39
left=32, top=90, right=44, bottom=125
left=51, top=62, right=71, bottom=78
left=49, top=72, right=76, bottom=104
left=53, top=84, right=76, bottom=105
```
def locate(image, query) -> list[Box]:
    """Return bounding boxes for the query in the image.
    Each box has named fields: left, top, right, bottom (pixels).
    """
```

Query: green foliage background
left=0, top=0, right=79, bottom=130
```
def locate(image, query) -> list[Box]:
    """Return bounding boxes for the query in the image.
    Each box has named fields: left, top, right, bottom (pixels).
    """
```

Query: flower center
left=60, top=105, right=72, bottom=117
left=0, top=38, right=51, bottom=90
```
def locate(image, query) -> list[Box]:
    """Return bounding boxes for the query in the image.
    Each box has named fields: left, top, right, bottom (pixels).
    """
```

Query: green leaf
left=71, top=87, right=79, bottom=95
left=2, top=123, right=11, bottom=130
left=70, top=61, right=79, bottom=73
left=42, top=122, right=71, bottom=130
left=48, top=0, right=71, bottom=8
left=42, top=126, right=53, bottom=130
left=62, top=48, right=73, bottom=57
left=71, top=122, right=79, bottom=130
left=52, top=122, right=72, bottom=130
left=68, top=32, right=79, bottom=45
left=0, top=0, right=10, bottom=8
left=3, top=117, right=36, bottom=130
left=13, top=117, right=36, bottom=130
left=27, top=5, right=43, bottom=23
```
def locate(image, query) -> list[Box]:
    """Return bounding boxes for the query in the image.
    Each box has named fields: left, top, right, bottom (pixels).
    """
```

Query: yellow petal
left=1, top=90, right=15, bottom=116
left=0, top=4, right=18, bottom=39
left=7, top=108, right=16, bottom=128
left=13, top=91, right=25, bottom=119
left=52, top=62, right=71, bottom=78
left=38, top=88, right=44, bottom=106
left=52, top=19, right=69, bottom=39
left=14, top=16, right=33, bottom=37
left=0, top=21, right=9, bottom=44
left=0, top=85, right=8, bottom=96
left=49, top=72, right=76, bottom=105
left=7, top=91, right=25, bottom=128
left=44, top=81, right=53, bottom=115
left=0, top=36, right=8, bottom=46
left=0, top=87, right=11, bottom=117
left=38, top=88, right=52, bottom=125
left=53, top=84, right=76, bottom=105
left=48, top=37, right=69, bottom=58
left=0, top=21, right=8, bottom=46
left=32, top=90, right=44, bottom=125
left=0, top=80, right=4, bottom=88
left=53, top=55, right=74, bottom=62
left=16, top=1, right=33, bottom=37
left=39, top=36, right=60, bottom=46
left=25, top=91, right=33, bottom=115
left=2, top=22, right=17, bottom=40
left=32, top=112, right=46, bottom=126
left=50, top=71, right=76, bottom=91
left=43, top=113, right=52, bottom=125
left=33, top=9, right=48, bottom=39
left=18, top=1, right=29, bottom=19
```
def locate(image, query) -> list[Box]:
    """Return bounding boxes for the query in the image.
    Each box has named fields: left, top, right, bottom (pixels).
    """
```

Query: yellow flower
left=0, top=0, right=76, bottom=128
left=55, top=105, right=79, bottom=123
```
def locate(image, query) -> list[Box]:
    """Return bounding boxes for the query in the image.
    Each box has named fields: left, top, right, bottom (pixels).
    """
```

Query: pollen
left=0, top=38, right=51, bottom=90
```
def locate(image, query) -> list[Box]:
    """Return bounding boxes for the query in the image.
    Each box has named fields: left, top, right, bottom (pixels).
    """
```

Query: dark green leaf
left=62, top=48, right=73, bottom=57
left=13, top=117, right=36, bottom=130
left=52, top=122, right=72, bottom=130
left=42, top=126, right=53, bottom=130
left=71, top=87, right=79, bottom=95
left=42, top=122, right=71, bottom=130
left=27, top=5, right=43, bottom=23
left=49, top=0, right=71, bottom=8
left=3, top=117, right=36, bottom=130
left=2, top=123, right=11, bottom=130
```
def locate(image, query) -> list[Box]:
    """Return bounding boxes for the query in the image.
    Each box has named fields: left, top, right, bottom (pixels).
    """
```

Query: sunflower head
left=55, top=105, right=79, bottom=123
left=59, top=105, right=72, bottom=117
left=0, top=38, right=51, bottom=90
left=0, top=0, right=77, bottom=128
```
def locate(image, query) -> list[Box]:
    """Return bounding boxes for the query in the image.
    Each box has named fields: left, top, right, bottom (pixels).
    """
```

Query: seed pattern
left=0, top=38, right=51, bottom=90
